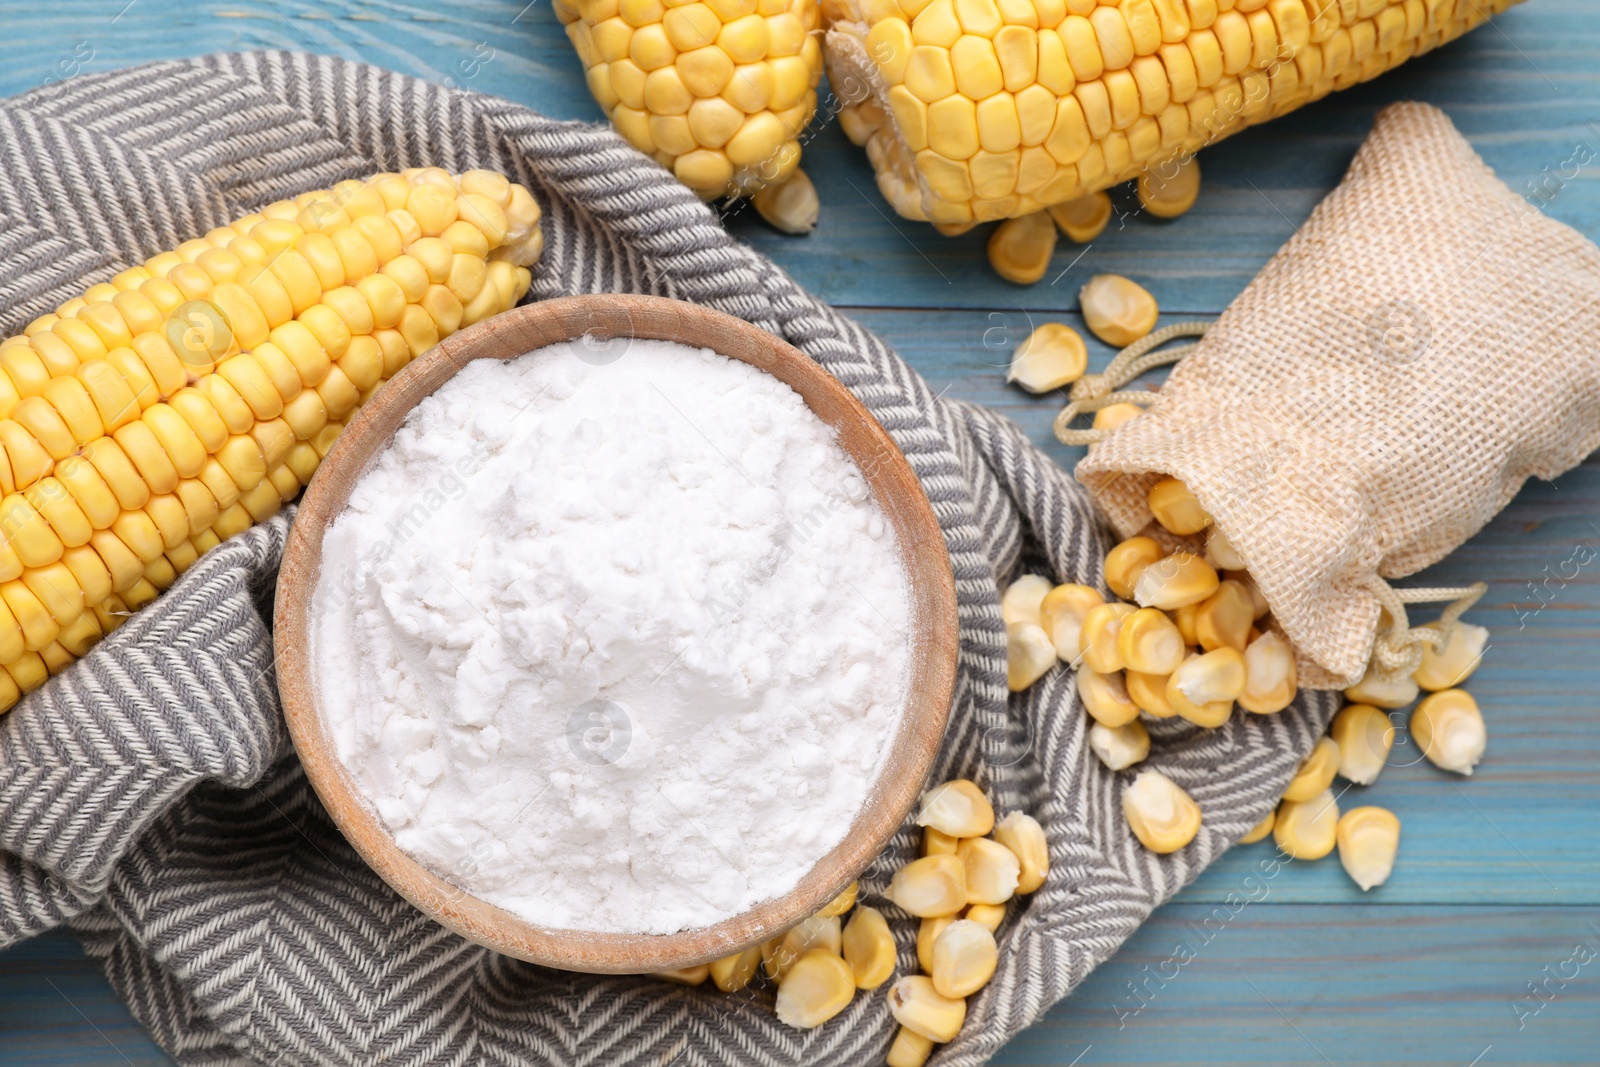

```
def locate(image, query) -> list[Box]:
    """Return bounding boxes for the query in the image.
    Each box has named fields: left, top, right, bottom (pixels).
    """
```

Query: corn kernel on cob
left=0, top=168, right=543, bottom=712
left=555, top=0, right=825, bottom=200
left=823, top=0, right=1520, bottom=226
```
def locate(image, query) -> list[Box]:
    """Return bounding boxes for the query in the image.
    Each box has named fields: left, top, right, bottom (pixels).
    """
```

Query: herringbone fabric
left=0, top=52, right=1330, bottom=1066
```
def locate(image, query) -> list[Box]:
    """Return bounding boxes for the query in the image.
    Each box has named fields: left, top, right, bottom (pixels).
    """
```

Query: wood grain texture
left=1, top=0, right=1598, bottom=1063
left=274, top=295, right=958, bottom=973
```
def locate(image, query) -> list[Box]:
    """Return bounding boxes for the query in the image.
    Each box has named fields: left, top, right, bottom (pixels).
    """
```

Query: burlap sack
left=1073, top=102, right=1600, bottom=688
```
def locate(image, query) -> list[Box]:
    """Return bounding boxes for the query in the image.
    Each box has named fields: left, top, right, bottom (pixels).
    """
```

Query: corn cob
left=822, top=0, right=1522, bottom=226
left=554, top=0, right=826, bottom=200
left=0, top=168, right=543, bottom=713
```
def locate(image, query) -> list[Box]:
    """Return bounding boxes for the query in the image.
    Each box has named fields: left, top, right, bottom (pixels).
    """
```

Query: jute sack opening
left=1069, top=102, right=1600, bottom=689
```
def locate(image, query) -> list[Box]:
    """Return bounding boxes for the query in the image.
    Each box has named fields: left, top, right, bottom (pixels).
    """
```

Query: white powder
left=311, top=337, right=912, bottom=935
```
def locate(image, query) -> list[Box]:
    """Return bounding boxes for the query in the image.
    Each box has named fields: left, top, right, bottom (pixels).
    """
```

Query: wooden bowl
left=274, top=294, right=959, bottom=974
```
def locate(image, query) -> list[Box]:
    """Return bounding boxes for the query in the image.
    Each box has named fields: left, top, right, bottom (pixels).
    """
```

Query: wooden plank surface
left=1, top=0, right=1598, bottom=1064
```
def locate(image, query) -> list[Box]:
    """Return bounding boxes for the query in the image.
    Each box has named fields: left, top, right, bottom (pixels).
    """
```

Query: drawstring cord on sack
left=1052, top=318, right=1489, bottom=685
left=1053, top=320, right=1211, bottom=445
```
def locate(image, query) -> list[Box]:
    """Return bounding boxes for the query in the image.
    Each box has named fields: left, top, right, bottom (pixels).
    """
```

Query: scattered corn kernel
left=1205, top=527, right=1244, bottom=572
left=709, top=946, right=763, bottom=992
left=1123, top=770, right=1202, bottom=854
left=917, top=914, right=956, bottom=973
left=1237, top=631, right=1297, bottom=715
left=1008, top=323, right=1087, bottom=393
left=1117, top=606, right=1185, bottom=675
left=1330, top=703, right=1395, bottom=785
left=1337, top=806, right=1401, bottom=891
left=752, top=169, right=820, bottom=234
left=1077, top=666, right=1140, bottom=727
left=1040, top=583, right=1104, bottom=663
left=1089, top=718, right=1150, bottom=771
left=993, top=811, right=1049, bottom=894
left=767, top=914, right=842, bottom=980
left=1412, top=621, right=1489, bottom=691
left=1048, top=192, right=1112, bottom=244
left=1126, top=669, right=1176, bottom=717
left=890, top=854, right=969, bottom=918
left=887, top=975, right=967, bottom=1043
left=1166, top=647, right=1245, bottom=728
left=842, top=905, right=896, bottom=990
left=1239, top=809, right=1275, bottom=845
left=1092, top=402, right=1143, bottom=432
left=929, top=919, right=998, bottom=998
left=916, top=779, right=996, bottom=838
left=1274, top=789, right=1340, bottom=860
left=1411, top=688, right=1486, bottom=776
left=1194, top=580, right=1254, bottom=654
left=1344, top=663, right=1420, bottom=709
left=1136, top=157, right=1200, bottom=220
left=923, top=827, right=960, bottom=856
left=1226, top=570, right=1271, bottom=620
left=1104, top=536, right=1164, bottom=601
left=1001, top=573, right=1053, bottom=626
left=1079, top=274, right=1158, bottom=348
left=775, top=949, right=856, bottom=1029
left=653, top=964, right=710, bottom=985
left=887, top=1026, right=936, bottom=1067
left=1133, top=552, right=1218, bottom=611
left=1080, top=601, right=1135, bottom=673
left=818, top=881, right=859, bottom=918
left=1282, top=736, right=1341, bottom=803
left=964, top=902, right=1006, bottom=932
left=988, top=212, right=1057, bottom=285
left=1007, top=621, right=1057, bottom=691
left=1147, top=477, right=1212, bottom=536
left=957, top=837, right=1020, bottom=905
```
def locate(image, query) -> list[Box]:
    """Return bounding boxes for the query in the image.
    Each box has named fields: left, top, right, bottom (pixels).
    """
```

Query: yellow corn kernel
left=1, top=580, right=58, bottom=651
left=651, top=965, right=709, bottom=985
left=1136, top=155, right=1199, bottom=217
left=112, top=421, right=179, bottom=496
left=987, top=211, right=1057, bottom=284
left=1193, top=578, right=1252, bottom=653
left=1007, top=322, right=1086, bottom=393
left=1007, top=620, right=1057, bottom=691
left=1080, top=601, right=1135, bottom=672
left=1079, top=274, right=1158, bottom=347
left=773, top=914, right=842, bottom=981
left=889, top=854, right=969, bottom=917
left=1077, top=665, right=1140, bottom=727
left=1117, top=606, right=1185, bottom=674
left=775, top=950, right=855, bottom=1029
left=1103, top=535, right=1163, bottom=600
left=1282, top=736, right=1340, bottom=802
left=1237, top=629, right=1296, bottom=714
left=11, top=397, right=76, bottom=461
left=708, top=945, right=762, bottom=992
left=1336, top=806, right=1400, bottom=891
left=964, top=901, right=1005, bottom=932
left=1225, top=569, right=1270, bottom=619
left=916, top=779, right=996, bottom=838
left=0, top=496, right=64, bottom=568
left=814, top=881, right=858, bottom=919
left=1330, top=703, right=1394, bottom=785
left=1274, top=788, right=1339, bottom=860
left=887, top=1027, right=936, bottom=1067
left=5, top=650, right=49, bottom=693
left=1133, top=551, right=1218, bottom=610
left=1123, top=769, right=1201, bottom=853
left=1166, top=647, right=1244, bottom=727
left=842, top=904, right=896, bottom=989
left=1125, top=668, right=1174, bottom=716
left=1089, top=717, right=1150, bottom=770
left=752, top=169, right=820, bottom=233
left=1147, top=476, right=1210, bottom=535
left=1410, top=688, right=1486, bottom=776
left=1048, top=190, right=1111, bottom=241
left=23, top=561, right=84, bottom=626
left=1092, top=401, right=1143, bottom=432
left=957, top=836, right=1020, bottom=904
left=1412, top=620, right=1489, bottom=691
left=1204, top=526, right=1244, bottom=571
left=1343, top=663, right=1419, bottom=709
left=923, top=826, right=960, bottom=856
left=929, top=918, right=998, bottom=998
left=0, top=420, right=54, bottom=490
left=1001, top=573, right=1053, bottom=626
left=993, top=810, right=1049, bottom=893
left=917, top=913, right=955, bottom=972
left=1238, top=809, right=1275, bottom=844
left=1039, top=582, right=1104, bottom=662
left=888, top=975, right=967, bottom=1043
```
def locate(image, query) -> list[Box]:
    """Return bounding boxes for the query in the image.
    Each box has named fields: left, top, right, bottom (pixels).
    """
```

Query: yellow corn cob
left=0, top=168, right=543, bottom=712
left=823, top=0, right=1523, bottom=226
left=554, top=0, right=825, bottom=199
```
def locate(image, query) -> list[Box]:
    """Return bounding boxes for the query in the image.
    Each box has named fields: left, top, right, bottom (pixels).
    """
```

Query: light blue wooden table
left=1, top=1, right=1598, bottom=1064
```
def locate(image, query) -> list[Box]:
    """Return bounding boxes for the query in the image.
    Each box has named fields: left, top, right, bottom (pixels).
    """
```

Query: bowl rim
left=273, top=293, right=958, bottom=974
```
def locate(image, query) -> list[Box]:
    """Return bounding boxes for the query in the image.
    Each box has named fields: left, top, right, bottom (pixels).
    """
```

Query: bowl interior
left=274, top=294, right=958, bottom=973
